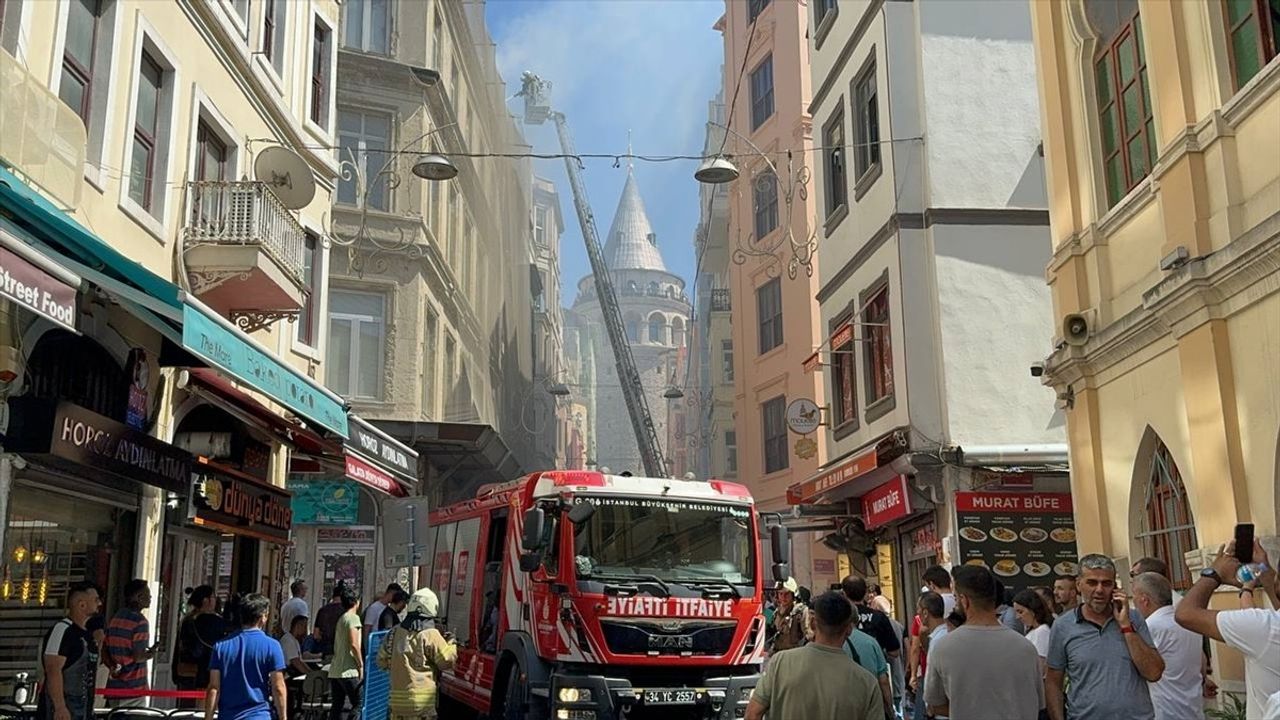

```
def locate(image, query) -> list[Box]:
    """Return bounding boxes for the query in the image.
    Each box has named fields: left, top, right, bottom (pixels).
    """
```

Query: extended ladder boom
left=548, top=112, right=668, bottom=477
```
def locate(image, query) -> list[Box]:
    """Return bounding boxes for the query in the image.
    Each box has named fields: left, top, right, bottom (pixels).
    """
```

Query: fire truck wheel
left=499, top=662, right=545, bottom=720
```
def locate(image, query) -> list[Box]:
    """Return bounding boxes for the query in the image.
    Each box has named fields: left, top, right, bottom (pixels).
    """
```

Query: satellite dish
left=253, top=146, right=317, bottom=210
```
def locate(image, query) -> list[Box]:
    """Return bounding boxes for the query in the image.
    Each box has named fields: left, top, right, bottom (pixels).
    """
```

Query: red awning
left=186, top=367, right=339, bottom=456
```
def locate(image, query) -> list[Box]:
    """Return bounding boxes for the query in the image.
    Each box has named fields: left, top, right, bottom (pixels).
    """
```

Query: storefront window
left=0, top=484, right=137, bottom=675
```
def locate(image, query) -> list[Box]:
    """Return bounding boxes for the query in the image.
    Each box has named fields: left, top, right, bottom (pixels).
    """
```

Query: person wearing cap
left=376, top=588, right=457, bottom=720
left=770, top=577, right=813, bottom=654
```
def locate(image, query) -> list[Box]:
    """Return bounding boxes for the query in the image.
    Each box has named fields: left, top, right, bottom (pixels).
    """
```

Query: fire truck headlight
left=555, top=710, right=597, bottom=720
left=557, top=687, right=593, bottom=703
left=739, top=687, right=756, bottom=702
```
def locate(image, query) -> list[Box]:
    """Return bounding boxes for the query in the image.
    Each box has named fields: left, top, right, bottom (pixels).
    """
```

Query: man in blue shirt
left=205, top=593, right=287, bottom=720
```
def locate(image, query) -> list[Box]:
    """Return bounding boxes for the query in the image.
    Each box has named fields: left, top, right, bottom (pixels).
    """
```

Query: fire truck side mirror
left=522, top=507, right=546, bottom=552
left=770, top=525, right=791, bottom=583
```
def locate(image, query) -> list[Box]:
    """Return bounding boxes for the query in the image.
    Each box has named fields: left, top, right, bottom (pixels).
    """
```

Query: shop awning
left=0, top=167, right=349, bottom=438
left=185, top=368, right=339, bottom=456
left=373, top=420, right=522, bottom=506
left=786, top=432, right=908, bottom=505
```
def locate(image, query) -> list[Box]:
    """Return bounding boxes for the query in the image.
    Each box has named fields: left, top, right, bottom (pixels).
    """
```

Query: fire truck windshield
left=570, top=497, right=755, bottom=585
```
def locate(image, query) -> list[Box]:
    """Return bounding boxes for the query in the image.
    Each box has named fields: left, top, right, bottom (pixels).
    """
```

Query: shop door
left=156, top=532, right=222, bottom=696
left=320, top=548, right=373, bottom=602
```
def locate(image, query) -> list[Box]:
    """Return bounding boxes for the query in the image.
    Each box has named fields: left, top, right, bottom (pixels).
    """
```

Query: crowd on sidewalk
left=749, top=535, right=1280, bottom=720
left=35, top=580, right=456, bottom=720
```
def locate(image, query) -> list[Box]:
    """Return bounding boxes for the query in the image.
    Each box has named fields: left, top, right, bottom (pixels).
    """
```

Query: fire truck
left=421, top=470, right=790, bottom=720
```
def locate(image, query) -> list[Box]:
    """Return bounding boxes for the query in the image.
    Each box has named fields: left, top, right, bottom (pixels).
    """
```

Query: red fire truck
left=421, top=470, right=789, bottom=719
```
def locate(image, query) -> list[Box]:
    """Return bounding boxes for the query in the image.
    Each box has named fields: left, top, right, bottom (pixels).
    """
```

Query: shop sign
left=909, top=523, right=940, bottom=558
left=124, top=349, right=150, bottom=430
left=786, top=398, right=822, bottom=435
left=345, top=454, right=407, bottom=497
left=181, top=304, right=348, bottom=438
left=5, top=400, right=192, bottom=492
left=954, top=492, right=1078, bottom=591
left=861, top=475, right=911, bottom=530
left=317, top=527, right=374, bottom=543
left=794, top=437, right=818, bottom=459
left=787, top=446, right=878, bottom=504
left=346, top=415, right=417, bottom=480
left=288, top=479, right=359, bottom=525
left=813, top=558, right=835, bottom=574
left=191, top=464, right=292, bottom=544
left=802, top=351, right=821, bottom=374
left=0, top=243, right=77, bottom=332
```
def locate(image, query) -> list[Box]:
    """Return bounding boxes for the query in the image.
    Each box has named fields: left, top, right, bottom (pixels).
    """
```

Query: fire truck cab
left=421, top=470, right=790, bottom=720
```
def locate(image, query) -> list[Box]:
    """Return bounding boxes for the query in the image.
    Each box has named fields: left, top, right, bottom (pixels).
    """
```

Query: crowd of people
left=751, top=536, right=1280, bottom=720
left=35, top=580, right=456, bottom=720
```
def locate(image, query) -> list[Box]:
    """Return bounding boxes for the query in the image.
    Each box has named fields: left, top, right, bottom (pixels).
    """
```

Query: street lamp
left=327, top=123, right=459, bottom=274
left=694, top=121, right=816, bottom=280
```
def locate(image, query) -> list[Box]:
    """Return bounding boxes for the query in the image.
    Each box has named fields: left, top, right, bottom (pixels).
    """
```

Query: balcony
left=711, top=289, right=731, bottom=312
left=183, top=181, right=306, bottom=332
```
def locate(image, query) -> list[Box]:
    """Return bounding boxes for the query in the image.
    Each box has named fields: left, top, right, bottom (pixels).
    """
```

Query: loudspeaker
left=1062, top=310, right=1096, bottom=347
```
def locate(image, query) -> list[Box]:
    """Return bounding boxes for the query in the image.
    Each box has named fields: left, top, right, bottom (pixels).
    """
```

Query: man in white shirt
left=279, top=614, right=311, bottom=677
left=1133, top=572, right=1203, bottom=720
left=280, top=580, right=309, bottom=635
left=363, top=583, right=404, bottom=636
left=1176, top=539, right=1280, bottom=719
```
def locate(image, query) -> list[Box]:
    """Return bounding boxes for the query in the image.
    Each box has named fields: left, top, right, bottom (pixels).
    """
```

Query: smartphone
left=1234, top=523, right=1255, bottom=564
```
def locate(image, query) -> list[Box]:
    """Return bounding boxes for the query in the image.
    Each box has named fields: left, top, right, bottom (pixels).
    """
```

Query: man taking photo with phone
left=1175, top=537, right=1280, bottom=720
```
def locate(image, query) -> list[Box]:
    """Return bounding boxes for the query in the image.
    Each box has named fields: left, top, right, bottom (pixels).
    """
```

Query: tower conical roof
left=601, top=169, right=668, bottom=272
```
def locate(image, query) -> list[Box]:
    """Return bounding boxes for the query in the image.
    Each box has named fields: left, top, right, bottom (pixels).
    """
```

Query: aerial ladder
left=517, top=72, right=669, bottom=478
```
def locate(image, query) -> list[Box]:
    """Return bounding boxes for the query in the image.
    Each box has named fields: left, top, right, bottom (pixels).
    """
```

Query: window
left=1138, top=436, right=1197, bottom=590
left=725, top=431, right=738, bottom=475
left=753, top=171, right=779, bottom=239
left=1, top=0, right=24, bottom=55
left=648, top=314, right=666, bottom=345
left=1088, top=0, right=1153, bottom=208
left=721, top=340, right=734, bottom=383
left=831, top=322, right=857, bottom=428
left=423, top=307, right=439, bottom=416
left=863, top=285, right=894, bottom=404
left=626, top=316, right=640, bottom=343
left=296, top=232, right=319, bottom=346
left=1223, top=0, right=1280, bottom=89
left=671, top=317, right=686, bottom=348
left=337, top=109, right=391, bottom=210
left=852, top=60, right=880, bottom=181
left=823, top=109, right=847, bottom=219
left=326, top=290, right=386, bottom=400
left=343, top=0, right=390, bottom=54
left=814, top=0, right=837, bottom=28
left=444, top=334, right=457, bottom=386
left=748, top=0, right=771, bottom=23
left=194, top=120, right=230, bottom=182
left=432, top=11, right=443, bottom=71
left=756, top=278, right=783, bottom=354
left=750, top=55, right=774, bottom=130
left=232, top=0, right=249, bottom=25
left=534, top=205, right=548, bottom=247
left=310, top=18, right=331, bottom=126
left=262, top=0, right=286, bottom=75
left=59, top=0, right=104, bottom=123
left=127, top=52, right=164, bottom=212
left=762, top=396, right=788, bottom=474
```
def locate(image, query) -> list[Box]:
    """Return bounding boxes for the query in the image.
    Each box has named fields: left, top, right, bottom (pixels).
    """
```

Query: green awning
left=0, top=166, right=183, bottom=308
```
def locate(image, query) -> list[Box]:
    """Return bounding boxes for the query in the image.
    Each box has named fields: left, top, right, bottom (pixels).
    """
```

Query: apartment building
left=0, top=0, right=419, bottom=692
left=802, top=0, right=1064, bottom=615
left=717, top=0, right=837, bottom=590
left=1033, top=0, right=1279, bottom=602
left=325, top=0, right=542, bottom=518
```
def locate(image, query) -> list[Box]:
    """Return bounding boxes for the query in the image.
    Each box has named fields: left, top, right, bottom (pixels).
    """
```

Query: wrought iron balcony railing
left=711, top=288, right=731, bottom=312
left=184, top=181, right=305, bottom=285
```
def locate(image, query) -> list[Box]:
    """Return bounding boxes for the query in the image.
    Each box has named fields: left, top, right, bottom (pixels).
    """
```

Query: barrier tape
left=94, top=690, right=207, bottom=699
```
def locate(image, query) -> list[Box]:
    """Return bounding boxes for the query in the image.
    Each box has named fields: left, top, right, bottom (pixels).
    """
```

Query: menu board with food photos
left=954, top=492, right=1079, bottom=590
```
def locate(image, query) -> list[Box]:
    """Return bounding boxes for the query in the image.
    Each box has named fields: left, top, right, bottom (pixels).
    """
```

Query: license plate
left=643, top=689, right=697, bottom=705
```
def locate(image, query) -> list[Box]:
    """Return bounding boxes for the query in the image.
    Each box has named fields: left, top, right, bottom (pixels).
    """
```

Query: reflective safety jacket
left=375, top=615, right=457, bottom=718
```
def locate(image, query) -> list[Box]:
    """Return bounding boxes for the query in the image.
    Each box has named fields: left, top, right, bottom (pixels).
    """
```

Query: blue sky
left=485, top=0, right=724, bottom=306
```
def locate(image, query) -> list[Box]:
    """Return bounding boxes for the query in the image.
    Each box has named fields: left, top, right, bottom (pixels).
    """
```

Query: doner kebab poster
left=954, top=492, right=1079, bottom=590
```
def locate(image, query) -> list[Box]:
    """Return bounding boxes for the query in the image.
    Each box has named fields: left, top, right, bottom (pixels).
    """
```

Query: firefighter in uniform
left=376, top=588, right=457, bottom=720
left=770, top=577, right=813, bottom=654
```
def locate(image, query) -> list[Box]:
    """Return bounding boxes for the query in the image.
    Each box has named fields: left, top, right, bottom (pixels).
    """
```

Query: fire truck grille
left=599, top=619, right=738, bottom=656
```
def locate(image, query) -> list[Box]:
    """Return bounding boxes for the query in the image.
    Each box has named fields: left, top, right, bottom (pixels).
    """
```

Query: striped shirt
left=105, top=609, right=149, bottom=689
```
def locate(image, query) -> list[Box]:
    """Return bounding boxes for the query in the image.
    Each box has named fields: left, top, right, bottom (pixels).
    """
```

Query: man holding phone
left=1045, top=554, right=1164, bottom=720
left=104, top=579, right=159, bottom=707
left=1175, top=533, right=1280, bottom=720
